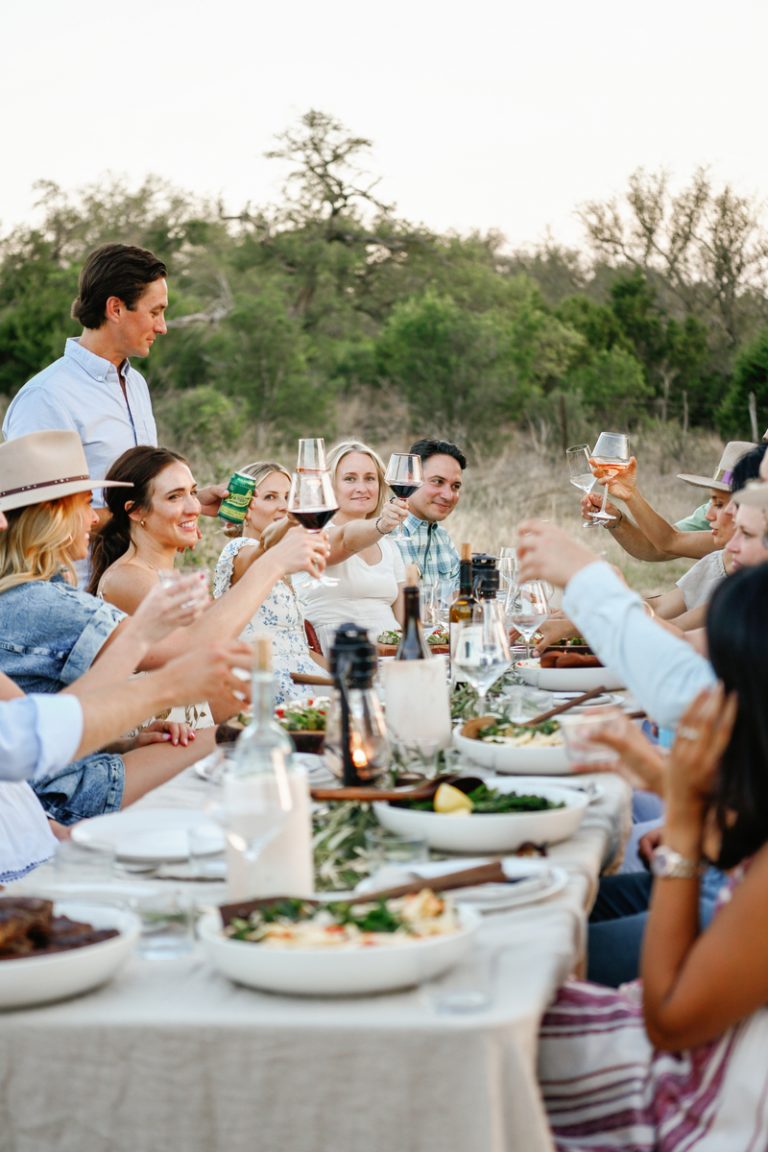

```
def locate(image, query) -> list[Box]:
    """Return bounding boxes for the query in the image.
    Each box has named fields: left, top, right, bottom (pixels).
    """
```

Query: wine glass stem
left=599, top=483, right=609, bottom=515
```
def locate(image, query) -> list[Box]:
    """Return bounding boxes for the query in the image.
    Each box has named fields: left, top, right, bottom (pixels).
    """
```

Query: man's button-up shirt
left=395, top=514, right=460, bottom=588
left=3, top=337, right=157, bottom=508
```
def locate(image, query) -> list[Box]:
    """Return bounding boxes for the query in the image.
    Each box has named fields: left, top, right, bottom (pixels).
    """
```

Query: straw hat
left=677, top=441, right=755, bottom=492
left=0, top=430, right=132, bottom=513
left=733, top=481, right=768, bottom=509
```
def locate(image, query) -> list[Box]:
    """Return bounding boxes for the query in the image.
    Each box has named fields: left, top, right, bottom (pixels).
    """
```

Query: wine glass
left=566, top=445, right=598, bottom=528
left=385, top=453, right=423, bottom=538
left=453, top=603, right=512, bottom=715
left=296, top=438, right=327, bottom=472
left=587, top=432, right=630, bottom=523
left=498, top=546, right=518, bottom=593
left=288, top=470, right=338, bottom=587
left=505, top=580, right=550, bottom=663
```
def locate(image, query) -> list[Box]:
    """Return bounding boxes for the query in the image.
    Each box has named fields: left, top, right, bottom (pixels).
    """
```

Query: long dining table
left=2, top=765, right=631, bottom=1152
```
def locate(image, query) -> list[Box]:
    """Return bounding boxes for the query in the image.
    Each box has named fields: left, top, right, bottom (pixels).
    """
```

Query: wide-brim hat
left=733, top=481, right=768, bottom=509
left=0, top=430, right=133, bottom=513
left=677, top=441, right=755, bottom=492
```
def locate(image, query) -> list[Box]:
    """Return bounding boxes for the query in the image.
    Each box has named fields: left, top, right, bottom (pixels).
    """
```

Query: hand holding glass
left=566, top=445, right=598, bottom=528
left=288, top=470, right=338, bottom=586
left=588, top=433, right=630, bottom=523
left=385, top=453, right=423, bottom=539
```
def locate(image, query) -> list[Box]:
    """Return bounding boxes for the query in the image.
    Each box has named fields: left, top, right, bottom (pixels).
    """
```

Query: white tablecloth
left=2, top=770, right=631, bottom=1152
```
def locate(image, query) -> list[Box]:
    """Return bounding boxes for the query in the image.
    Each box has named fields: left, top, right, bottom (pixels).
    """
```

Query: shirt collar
left=64, top=337, right=130, bottom=383
left=403, top=512, right=433, bottom=532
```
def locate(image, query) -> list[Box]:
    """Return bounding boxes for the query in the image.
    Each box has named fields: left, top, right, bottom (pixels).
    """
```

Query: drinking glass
left=498, top=547, right=518, bottom=593
left=296, top=438, right=327, bottom=472
left=385, top=453, right=423, bottom=538
left=587, top=432, right=630, bottom=523
left=505, top=580, right=550, bottom=662
left=288, top=470, right=338, bottom=587
left=566, top=445, right=598, bottom=528
left=453, top=603, right=512, bottom=714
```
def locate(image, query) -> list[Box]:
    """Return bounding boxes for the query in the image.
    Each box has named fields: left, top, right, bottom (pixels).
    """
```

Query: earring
left=140, top=519, right=146, bottom=527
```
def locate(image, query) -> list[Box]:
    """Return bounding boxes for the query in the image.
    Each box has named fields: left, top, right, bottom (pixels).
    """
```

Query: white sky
left=4, top=0, right=768, bottom=252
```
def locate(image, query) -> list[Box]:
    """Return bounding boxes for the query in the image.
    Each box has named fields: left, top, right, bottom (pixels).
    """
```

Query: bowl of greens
left=454, top=714, right=569, bottom=774
left=276, top=697, right=329, bottom=754
left=373, top=775, right=587, bottom=852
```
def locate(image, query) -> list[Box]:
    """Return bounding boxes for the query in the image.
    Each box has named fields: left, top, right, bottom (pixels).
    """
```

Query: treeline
left=2, top=110, right=768, bottom=455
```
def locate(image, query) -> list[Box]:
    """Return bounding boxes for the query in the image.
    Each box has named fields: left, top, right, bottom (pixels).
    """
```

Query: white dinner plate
left=550, top=692, right=622, bottom=710
left=373, top=777, right=588, bottom=853
left=516, top=658, right=625, bottom=692
left=199, top=904, right=481, bottom=996
left=0, top=900, right=139, bottom=1010
left=72, top=809, right=224, bottom=863
left=358, top=857, right=568, bottom=912
left=453, top=725, right=569, bottom=775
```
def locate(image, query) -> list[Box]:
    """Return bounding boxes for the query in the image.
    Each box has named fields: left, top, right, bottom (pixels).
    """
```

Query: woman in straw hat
left=0, top=431, right=328, bottom=822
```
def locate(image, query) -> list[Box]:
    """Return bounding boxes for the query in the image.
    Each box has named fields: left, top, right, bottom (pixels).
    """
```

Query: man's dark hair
left=71, top=244, right=167, bottom=329
left=408, top=438, right=467, bottom=470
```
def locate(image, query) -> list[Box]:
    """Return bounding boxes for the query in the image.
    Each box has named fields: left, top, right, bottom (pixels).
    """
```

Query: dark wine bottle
left=395, top=564, right=432, bottom=660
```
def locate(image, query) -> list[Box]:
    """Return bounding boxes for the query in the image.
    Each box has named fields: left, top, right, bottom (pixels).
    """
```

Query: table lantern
left=325, top=624, right=390, bottom=786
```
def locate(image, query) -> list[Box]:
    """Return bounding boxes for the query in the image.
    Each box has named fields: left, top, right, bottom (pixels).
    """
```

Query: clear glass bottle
left=223, top=636, right=313, bottom=899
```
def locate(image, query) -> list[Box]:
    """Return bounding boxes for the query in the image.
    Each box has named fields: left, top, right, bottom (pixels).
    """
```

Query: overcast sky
left=4, top=0, right=768, bottom=251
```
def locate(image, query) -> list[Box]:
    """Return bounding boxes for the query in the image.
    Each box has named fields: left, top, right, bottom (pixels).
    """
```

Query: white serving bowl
left=516, top=658, right=625, bottom=692
left=199, top=905, right=480, bottom=996
left=453, top=726, right=569, bottom=775
left=373, top=777, right=588, bottom=853
left=0, top=900, right=139, bottom=1010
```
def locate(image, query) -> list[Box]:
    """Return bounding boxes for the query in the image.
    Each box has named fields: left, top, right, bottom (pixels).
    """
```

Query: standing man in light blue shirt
left=3, top=243, right=165, bottom=531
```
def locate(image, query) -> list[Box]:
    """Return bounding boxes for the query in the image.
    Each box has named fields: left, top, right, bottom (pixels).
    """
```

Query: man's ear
left=104, top=295, right=124, bottom=322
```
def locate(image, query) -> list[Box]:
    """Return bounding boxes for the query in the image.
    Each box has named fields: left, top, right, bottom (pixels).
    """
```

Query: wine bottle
left=449, top=543, right=477, bottom=641
left=395, top=564, right=432, bottom=660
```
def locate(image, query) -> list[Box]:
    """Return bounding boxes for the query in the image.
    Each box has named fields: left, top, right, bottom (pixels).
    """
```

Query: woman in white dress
left=297, top=442, right=407, bottom=652
left=212, top=462, right=324, bottom=705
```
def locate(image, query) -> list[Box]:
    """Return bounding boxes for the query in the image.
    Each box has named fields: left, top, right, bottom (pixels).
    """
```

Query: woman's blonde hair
left=326, top=441, right=387, bottom=519
left=0, top=494, right=84, bottom=594
left=223, top=460, right=292, bottom=539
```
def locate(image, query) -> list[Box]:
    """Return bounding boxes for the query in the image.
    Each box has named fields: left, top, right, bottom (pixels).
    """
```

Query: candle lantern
left=325, top=624, right=390, bottom=786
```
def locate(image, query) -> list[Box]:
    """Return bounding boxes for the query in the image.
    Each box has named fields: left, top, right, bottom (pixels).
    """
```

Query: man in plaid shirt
left=395, top=438, right=465, bottom=589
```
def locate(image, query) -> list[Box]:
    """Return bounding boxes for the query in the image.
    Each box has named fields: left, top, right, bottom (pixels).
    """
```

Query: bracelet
left=607, top=508, right=624, bottom=529
left=650, top=844, right=704, bottom=879
left=374, top=516, right=388, bottom=536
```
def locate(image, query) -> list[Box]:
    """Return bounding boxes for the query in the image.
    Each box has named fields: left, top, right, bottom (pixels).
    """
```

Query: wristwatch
left=650, top=844, right=702, bottom=879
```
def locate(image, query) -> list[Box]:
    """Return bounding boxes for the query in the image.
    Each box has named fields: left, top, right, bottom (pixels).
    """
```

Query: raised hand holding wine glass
left=287, top=470, right=338, bottom=586
left=587, top=432, right=630, bottom=524
left=385, top=453, right=423, bottom=539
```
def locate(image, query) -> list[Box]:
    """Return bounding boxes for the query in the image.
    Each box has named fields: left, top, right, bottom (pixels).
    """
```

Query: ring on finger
left=677, top=725, right=701, bottom=740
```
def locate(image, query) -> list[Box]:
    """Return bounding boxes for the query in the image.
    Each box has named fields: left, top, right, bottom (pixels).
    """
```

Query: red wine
left=389, top=483, right=419, bottom=500
left=291, top=507, right=338, bottom=531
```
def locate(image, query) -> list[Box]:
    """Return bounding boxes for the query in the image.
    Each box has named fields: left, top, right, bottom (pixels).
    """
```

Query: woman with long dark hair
left=537, top=563, right=768, bottom=1149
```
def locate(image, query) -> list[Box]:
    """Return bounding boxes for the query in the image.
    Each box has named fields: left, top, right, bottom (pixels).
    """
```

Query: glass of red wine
left=288, top=470, right=338, bottom=587
left=385, top=453, right=423, bottom=539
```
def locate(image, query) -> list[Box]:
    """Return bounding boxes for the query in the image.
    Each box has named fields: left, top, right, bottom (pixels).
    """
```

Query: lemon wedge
left=434, top=783, right=473, bottom=815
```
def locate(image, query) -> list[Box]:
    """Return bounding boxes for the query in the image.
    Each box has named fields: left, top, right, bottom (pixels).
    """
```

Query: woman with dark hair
left=537, top=563, right=768, bottom=1148
left=88, top=446, right=200, bottom=609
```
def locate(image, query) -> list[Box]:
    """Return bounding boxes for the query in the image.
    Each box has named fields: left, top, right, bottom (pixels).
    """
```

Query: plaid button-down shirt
left=395, top=515, right=460, bottom=589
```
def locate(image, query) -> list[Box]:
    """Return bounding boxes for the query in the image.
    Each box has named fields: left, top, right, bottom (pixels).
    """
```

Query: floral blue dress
left=213, top=538, right=319, bottom=706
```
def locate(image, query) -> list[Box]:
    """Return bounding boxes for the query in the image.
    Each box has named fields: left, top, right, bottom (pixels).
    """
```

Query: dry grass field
left=174, top=413, right=728, bottom=597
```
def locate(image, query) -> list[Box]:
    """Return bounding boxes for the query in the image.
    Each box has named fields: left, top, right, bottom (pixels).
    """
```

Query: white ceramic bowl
left=373, top=777, right=588, bottom=853
left=199, top=905, right=480, bottom=996
left=0, top=900, right=139, bottom=1010
left=516, top=658, right=625, bottom=692
left=453, top=726, right=569, bottom=775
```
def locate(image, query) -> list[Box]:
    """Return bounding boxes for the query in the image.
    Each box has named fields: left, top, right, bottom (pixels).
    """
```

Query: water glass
left=129, top=886, right=196, bottom=959
left=53, top=838, right=117, bottom=884
left=187, top=824, right=228, bottom=880
left=559, top=706, right=623, bottom=767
